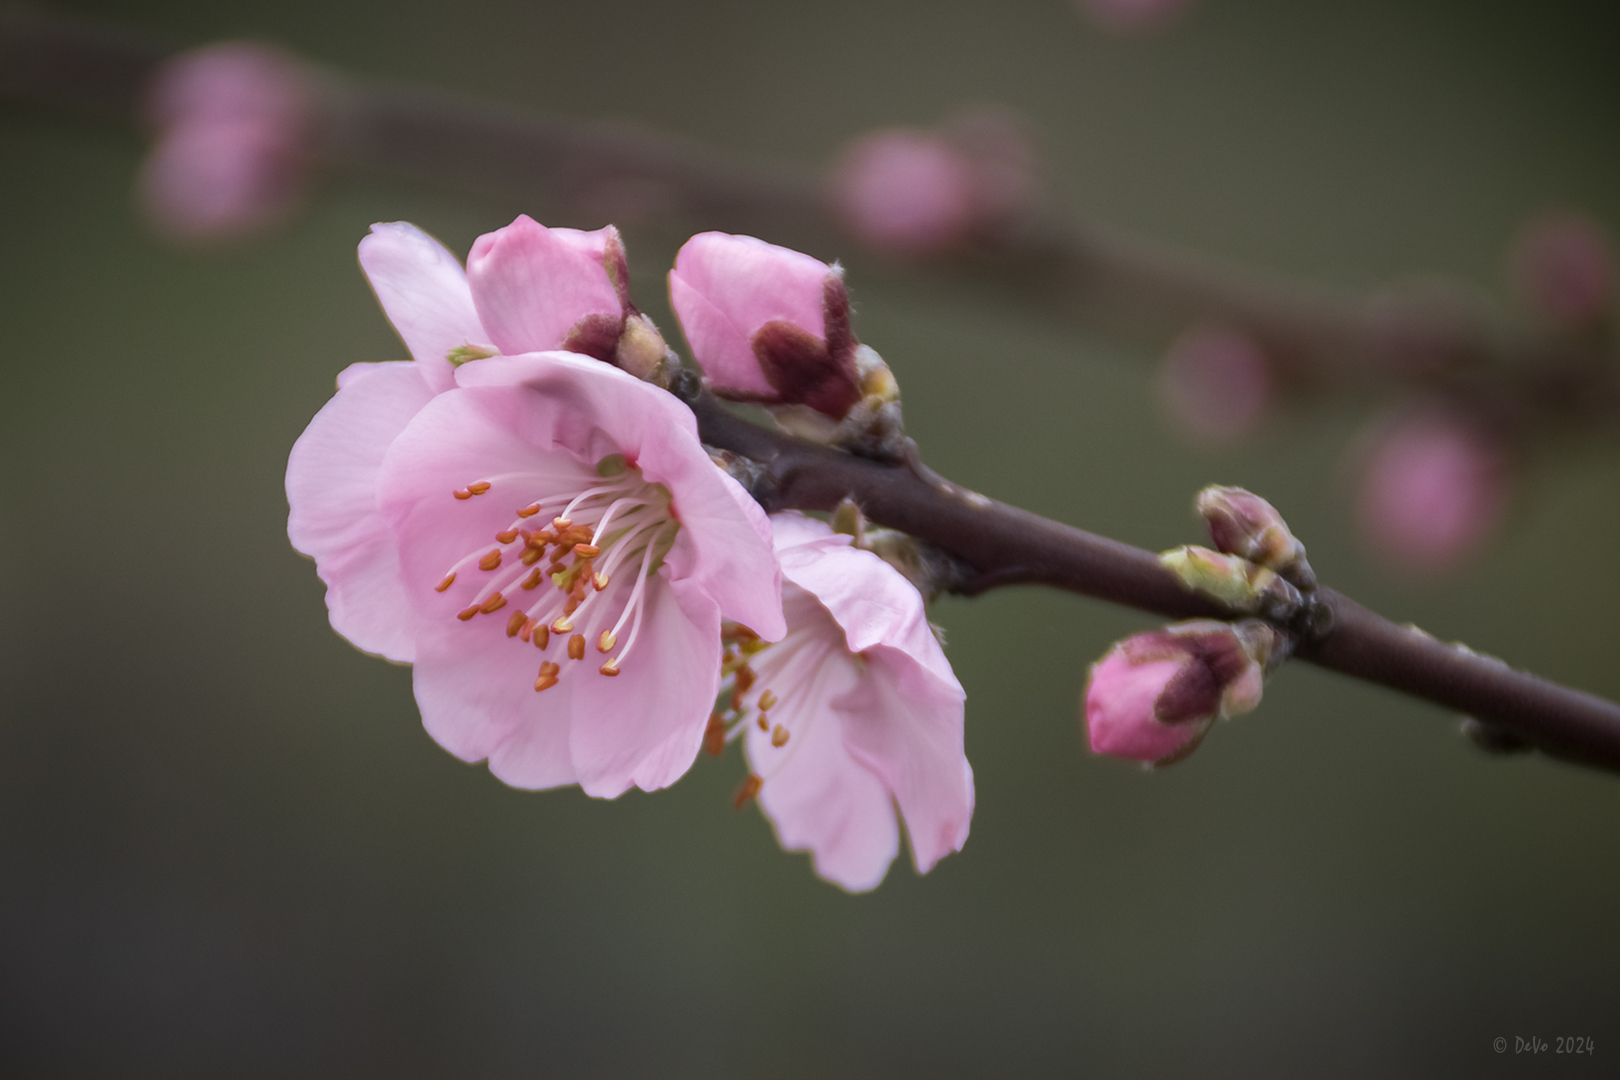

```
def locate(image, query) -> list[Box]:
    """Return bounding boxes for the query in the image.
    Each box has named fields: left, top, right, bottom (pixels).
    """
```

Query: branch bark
left=690, top=393, right=1620, bottom=774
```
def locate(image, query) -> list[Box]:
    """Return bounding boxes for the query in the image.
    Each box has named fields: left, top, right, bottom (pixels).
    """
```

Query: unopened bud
left=615, top=312, right=677, bottom=386
left=1195, top=486, right=1314, bottom=590
left=1083, top=619, right=1281, bottom=767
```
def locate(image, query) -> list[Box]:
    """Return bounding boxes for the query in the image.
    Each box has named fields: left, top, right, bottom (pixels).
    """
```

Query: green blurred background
left=3, top=0, right=1618, bottom=1075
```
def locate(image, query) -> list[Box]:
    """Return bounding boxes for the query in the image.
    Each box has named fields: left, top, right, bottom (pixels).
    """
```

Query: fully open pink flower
left=669, top=232, right=862, bottom=419
left=289, top=220, right=783, bottom=798
left=719, top=514, right=971, bottom=892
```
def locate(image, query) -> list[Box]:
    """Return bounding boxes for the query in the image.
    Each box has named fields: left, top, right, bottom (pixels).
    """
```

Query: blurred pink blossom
left=1156, top=325, right=1272, bottom=445
left=1507, top=211, right=1614, bottom=325
left=669, top=231, right=862, bottom=418
left=137, top=42, right=314, bottom=243
left=1354, top=410, right=1512, bottom=574
left=1084, top=622, right=1264, bottom=766
left=1076, top=0, right=1197, bottom=35
left=721, top=514, right=972, bottom=892
left=287, top=218, right=784, bottom=798
left=832, top=130, right=978, bottom=254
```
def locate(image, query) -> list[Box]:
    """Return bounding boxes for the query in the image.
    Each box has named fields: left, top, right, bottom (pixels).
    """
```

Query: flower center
left=434, top=454, right=679, bottom=689
left=707, top=591, right=845, bottom=805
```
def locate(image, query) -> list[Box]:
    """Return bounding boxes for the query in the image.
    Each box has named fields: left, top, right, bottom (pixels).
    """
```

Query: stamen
left=534, top=661, right=560, bottom=692
left=573, top=543, right=600, bottom=559
left=495, top=529, right=519, bottom=544
left=592, top=572, right=609, bottom=591
left=704, top=714, right=726, bottom=757
left=568, top=634, right=586, bottom=660
left=532, top=625, right=550, bottom=650
left=522, top=569, right=543, bottom=590
left=771, top=724, right=790, bottom=748
left=456, top=606, right=479, bottom=621
left=597, top=630, right=616, bottom=653
left=735, top=667, right=756, bottom=695
left=466, top=481, right=491, bottom=495
left=757, top=689, right=778, bottom=712
left=479, top=549, right=502, bottom=572
left=520, top=547, right=544, bottom=566
left=435, top=573, right=456, bottom=592
left=598, top=661, right=619, bottom=677
left=506, top=611, right=527, bottom=638
left=732, top=774, right=763, bottom=809
left=453, top=489, right=472, bottom=500
left=757, top=714, right=769, bottom=732
left=479, top=593, right=507, bottom=614
left=517, top=504, right=542, bottom=518
left=551, top=616, right=573, bottom=634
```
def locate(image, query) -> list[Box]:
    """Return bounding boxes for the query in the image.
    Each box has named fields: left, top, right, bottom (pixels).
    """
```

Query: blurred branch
left=691, top=390, right=1620, bottom=775
left=3, top=3, right=1617, bottom=428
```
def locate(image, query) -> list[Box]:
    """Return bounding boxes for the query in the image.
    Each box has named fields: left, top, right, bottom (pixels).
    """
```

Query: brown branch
left=690, top=392, right=1620, bottom=774
left=3, top=3, right=1616, bottom=425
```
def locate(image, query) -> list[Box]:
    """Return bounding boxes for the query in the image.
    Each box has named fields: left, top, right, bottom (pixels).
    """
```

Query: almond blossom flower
left=288, top=218, right=782, bottom=797
left=713, top=514, right=972, bottom=892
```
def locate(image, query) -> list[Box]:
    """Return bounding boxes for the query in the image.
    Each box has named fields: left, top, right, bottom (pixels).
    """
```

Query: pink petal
left=747, top=631, right=899, bottom=892
left=359, top=222, right=489, bottom=395
left=565, top=576, right=723, bottom=797
left=837, top=649, right=972, bottom=876
left=669, top=232, right=830, bottom=391
left=465, top=215, right=622, bottom=356
left=1084, top=650, right=1197, bottom=763
left=285, top=361, right=435, bottom=662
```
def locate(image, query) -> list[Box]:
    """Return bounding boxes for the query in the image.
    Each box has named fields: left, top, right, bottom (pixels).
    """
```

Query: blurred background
left=2, top=0, right=1618, bottom=1075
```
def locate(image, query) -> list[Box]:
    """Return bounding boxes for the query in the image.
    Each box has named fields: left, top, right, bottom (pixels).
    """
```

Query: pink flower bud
left=465, top=215, right=627, bottom=359
left=1156, top=326, right=1271, bottom=446
left=1354, top=409, right=1512, bottom=574
left=832, top=130, right=978, bottom=255
left=669, top=232, right=861, bottom=419
left=1075, top=0, right=1197, bottom=34
left=1507, top=211, right=1614, bottom=325
left=136, top=43, right=313, bottom=243
left=1084, top=622, right=1266, bottom=766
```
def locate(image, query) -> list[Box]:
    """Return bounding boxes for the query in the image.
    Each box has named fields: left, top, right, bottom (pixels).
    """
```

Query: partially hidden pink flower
left=716, top=513, right=972, bottom=892
left=832, top=130, right=978, bottom=255
left=669, top=232, right=862, bottom=419
left=137, top=42, right=315, bottom=243
left=1353, top=408, right=1512, bottom=575
left=1084, top=621, right=1268, bottom=766
left=288, top=219, right=784, bottom=798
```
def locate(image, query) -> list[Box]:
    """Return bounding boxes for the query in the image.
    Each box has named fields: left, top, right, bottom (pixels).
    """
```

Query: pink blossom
left=669, top=232, right=862, bottom=419
left=137, top=42, right=313, bottom=242
left=1354, top=410, right=1511, bottom=574
left=1156, top=325, right=1271, bottom=446
left=1084, top=623, right=1265, bottom=766
left=1507, top=211, right=1613, bottom=325
left=289, top=221, right=783, bottom=798
left=832, top=130, right=977, bottom=255
left=718, top=514, right=971, bottom=892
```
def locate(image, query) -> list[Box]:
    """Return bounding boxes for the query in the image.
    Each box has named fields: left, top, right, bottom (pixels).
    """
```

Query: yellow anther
left=517, top=504, right=541, bottom=518
left=495, top=529, right=519, bottom=544
left=573, top=543, right=600, bottom=558
left=597, top=630, right=616, bottom=653
left=479, top=592, right=507, bottom=614
left=435, top=573, right=456, bottom=592
left=551, top=616, right=573, bottom=634
left=592, top=571, right=609, bottom=591
left=466, top=481, right=491, bottom=495
left=757, top=690, right=778, bottom=712
left=534, top=661, right=560, bottom=692
left=599, top=660, right=620, bottom=677
left=478, top=549, right=502, bottom=572
left=757, top=713, right=769, bottom=732
left=771, top=724, right=790, bottom=748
